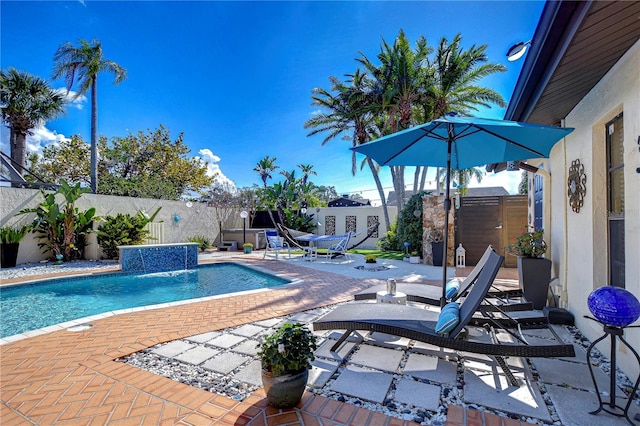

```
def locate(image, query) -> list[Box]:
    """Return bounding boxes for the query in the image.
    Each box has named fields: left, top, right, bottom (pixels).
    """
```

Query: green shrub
left=376, top=222, right=400, bottom=251
left=188, top=235, right=211, bottom=252
left=0, top=224, right=30, bottom=244
left=396, top=191, right=430, bottom=257
left=365, top=254, right=377, bottom=263
left=19, top=179, right=96, bottom=261
left=96, top=208, right=161, bottom=259
left=257, top=323, right=317, bottom=376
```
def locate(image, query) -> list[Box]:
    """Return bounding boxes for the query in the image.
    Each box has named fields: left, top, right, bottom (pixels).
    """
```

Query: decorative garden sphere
left=587, top=286, right=640, bottom=327
left=404, top=242, right=410, bottom=248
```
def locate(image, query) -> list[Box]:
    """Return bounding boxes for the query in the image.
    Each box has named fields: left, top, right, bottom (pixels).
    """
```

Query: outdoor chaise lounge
left=354, top=245, right=533, bottom=313
left=313, top=249, right=575, bottom=384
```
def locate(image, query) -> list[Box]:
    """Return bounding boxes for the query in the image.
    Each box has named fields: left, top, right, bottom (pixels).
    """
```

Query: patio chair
left=354, top=245, right=533, bottom=312
left=326, top=232, right=353, bottom=260
left=263, top=229, right=290, bottom=260
left=312, top=249, right=575, bottom=385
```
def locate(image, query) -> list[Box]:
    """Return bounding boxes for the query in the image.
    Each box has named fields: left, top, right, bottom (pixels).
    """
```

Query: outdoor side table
left=376, top=290, right=407, bottom=305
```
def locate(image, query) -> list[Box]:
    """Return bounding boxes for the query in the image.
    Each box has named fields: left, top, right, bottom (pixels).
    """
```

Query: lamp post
left=240, top=210, right=248, bottom=244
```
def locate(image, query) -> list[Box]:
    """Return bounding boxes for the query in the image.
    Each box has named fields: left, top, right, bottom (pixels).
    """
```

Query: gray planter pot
left=517, top=256, right=552, bottom=310
left=261, top=368, right=308, bottom=408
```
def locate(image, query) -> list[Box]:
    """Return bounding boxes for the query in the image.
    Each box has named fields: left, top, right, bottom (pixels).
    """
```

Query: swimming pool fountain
left=119, top=243, right=199, bottom=274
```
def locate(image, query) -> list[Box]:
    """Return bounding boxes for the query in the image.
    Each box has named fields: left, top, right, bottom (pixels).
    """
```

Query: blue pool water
left=0, top=263, right=288, bottom=338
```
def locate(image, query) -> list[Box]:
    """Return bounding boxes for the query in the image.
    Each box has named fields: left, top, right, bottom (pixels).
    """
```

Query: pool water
left=0, top=263, right=288, bottom=338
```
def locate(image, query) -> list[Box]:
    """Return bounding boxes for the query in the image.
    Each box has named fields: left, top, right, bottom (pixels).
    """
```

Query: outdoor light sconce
left=506, top=40, right=531, bottom=61
left=567, top=159, right=586, bottom=213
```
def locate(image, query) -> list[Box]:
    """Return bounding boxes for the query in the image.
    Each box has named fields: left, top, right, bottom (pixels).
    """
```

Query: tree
left=253, top=155, right=280, bottom=226
left=519, top=171, right=528, bottom=194
left=53, top=39, right=127, bottom=193
left=29, top=135, right=90, bottom=186
left=99, top=126, right=213, bottom=199
left=0, top=68, right=66, bottom=181
left=305, top=70, right=393, bottom=229
left=357, top=30, right=433, bottom=213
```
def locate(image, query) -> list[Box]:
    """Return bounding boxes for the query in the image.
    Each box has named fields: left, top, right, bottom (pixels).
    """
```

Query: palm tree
left=357, top=30, right=433, bottom=212
left=52, top=39, right=127, bottom=193
left=304, top=70, right=393, bottom=229
left=297, top=164, right=316, bottom=185
left=428, top=34, right=506, bottom=119
left=253, top=155, right=280, bottom=226
left=0, top=68, right=66, bottom=183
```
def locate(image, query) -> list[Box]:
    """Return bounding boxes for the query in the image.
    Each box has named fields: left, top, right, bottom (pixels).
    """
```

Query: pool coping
left=0, top=259, right=304, bottom=345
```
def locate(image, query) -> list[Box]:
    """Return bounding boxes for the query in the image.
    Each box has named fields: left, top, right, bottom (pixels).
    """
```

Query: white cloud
left=197, top=148, right=236, bottom=191
left=0, top=125, right=70, bottom=157
left=56, top=88, right=86, bottom=110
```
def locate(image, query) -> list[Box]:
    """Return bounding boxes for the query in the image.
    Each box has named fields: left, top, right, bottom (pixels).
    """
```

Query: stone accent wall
left=422, top=195, right=455, bottom=265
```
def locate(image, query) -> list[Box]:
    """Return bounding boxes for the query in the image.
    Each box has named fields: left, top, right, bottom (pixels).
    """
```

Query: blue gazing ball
left=587, top=286, right=640, bottom=327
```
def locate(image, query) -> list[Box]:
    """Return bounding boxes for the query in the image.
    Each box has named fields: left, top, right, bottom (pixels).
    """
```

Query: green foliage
left=508, top=227, right=547, bottom=258
left=375, top=222, right=400, bottom=251
left=96, top=208, right=161, bottom=259
left=396, top=192, right=428, bottom=256
left=28, top=126, right=214, bottom=200
left=519, top=171, right=529, bottom=195
left=18, top=179, right=96, bottom=260
left=187, top=235, right=211, bottom=252
left=258, top=323, right=317, bottom=376
left=29, top=135, right=90, bottom=187
left=0, top=225, right=30, bottom=244
left=365, top=254, right=377, bottom=263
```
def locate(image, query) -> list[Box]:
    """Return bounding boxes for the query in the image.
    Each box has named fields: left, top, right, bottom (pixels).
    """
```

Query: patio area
left=1, top=252, right=638, bottom=425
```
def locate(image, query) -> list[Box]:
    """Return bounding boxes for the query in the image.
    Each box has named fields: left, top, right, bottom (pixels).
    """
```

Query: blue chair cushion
left=445, top=279, right=460, bottom=300
left=435, top=302, right=460, bottom=335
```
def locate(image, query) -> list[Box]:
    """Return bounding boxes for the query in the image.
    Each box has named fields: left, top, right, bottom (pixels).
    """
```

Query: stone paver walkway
left=0, top=256, right=533, bottom=425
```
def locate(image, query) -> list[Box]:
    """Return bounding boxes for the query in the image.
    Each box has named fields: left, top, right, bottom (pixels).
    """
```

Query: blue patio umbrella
left=351, top=113, right=574, bottom=306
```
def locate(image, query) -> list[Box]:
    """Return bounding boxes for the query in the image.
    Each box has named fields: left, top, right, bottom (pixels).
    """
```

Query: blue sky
left=1, top=0, right=545, bottom=204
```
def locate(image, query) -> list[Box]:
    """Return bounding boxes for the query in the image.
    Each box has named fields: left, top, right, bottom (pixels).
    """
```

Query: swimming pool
left=0, top=263, right=290, bottom=338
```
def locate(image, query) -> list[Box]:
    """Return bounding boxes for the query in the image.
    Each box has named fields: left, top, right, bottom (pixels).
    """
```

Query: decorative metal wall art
left=567, top=159, right=587, bottom=213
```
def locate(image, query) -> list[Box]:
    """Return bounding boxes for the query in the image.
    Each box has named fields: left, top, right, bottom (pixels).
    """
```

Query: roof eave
left=505, top=0, right=593, bottom=123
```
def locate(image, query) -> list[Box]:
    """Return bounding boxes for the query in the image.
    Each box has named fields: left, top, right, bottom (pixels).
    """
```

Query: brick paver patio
left=1, top=257, right=527, bottom=425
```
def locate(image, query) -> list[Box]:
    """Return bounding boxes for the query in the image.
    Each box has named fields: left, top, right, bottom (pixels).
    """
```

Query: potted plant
left=409, top=250, right=421, bottom=264
left=508, top=227, right=551, bottom=309
left=427, top=228, right=444, bottom=266
left=257, top=322, right=317, bottom=408
left=1, top=224, right=30, bottom=268
left=243, top=242, right=253, bottom=254
left=365, top=254, right=377, bottom=264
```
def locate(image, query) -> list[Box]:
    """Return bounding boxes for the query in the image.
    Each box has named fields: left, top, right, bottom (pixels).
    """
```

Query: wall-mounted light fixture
left=506, top=40, right=531, bottom=61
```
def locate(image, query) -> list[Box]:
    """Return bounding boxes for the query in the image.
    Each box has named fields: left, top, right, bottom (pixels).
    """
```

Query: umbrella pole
left=441, top=128, right=454, bottom=308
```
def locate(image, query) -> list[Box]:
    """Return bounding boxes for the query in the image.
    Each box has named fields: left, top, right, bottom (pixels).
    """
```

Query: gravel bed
left=0, top=260, right=118, bottom=281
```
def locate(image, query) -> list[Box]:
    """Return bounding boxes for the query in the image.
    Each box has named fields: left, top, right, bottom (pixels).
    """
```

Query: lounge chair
left=354, top=245, right=533, bottom=312
left=263, top=229, right=290, bottom=260
left=313, top=249, right=575, bottom=384
left=325, top=232, right=352, bottom=260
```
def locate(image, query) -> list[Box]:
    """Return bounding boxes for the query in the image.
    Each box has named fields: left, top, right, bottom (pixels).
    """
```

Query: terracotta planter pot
left=261, top=369, right=308, bottom=408
left=517, top=256, right=552, bottom=310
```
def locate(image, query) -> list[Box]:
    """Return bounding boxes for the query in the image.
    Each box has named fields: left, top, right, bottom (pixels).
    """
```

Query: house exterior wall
left=545, top=40, right=640, bottom=377
left=0, top=187, right=221, bottom=264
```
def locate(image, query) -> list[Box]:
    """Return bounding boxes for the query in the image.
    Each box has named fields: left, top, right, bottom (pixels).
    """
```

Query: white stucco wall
left=1, top=188, right=221, bottom=264
left=315, top=206, right=398, bottom=249
left=547, top=40, right=640, bottom=377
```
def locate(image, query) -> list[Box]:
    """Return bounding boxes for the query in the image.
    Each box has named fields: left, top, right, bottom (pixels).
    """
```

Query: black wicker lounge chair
left=313, top=249, right=575, bottom=384
left=354, top=245, right=533, bottom=313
